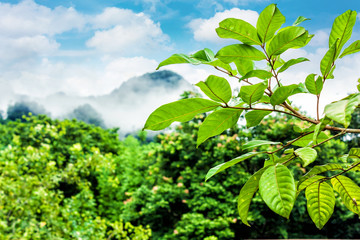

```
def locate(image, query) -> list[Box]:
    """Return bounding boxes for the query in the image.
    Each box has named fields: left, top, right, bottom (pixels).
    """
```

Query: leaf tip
left=244, top=222, right=251, bottom=227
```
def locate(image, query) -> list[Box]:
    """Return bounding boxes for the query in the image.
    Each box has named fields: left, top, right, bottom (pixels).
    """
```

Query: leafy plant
left=144, top=4, right=360, bottom=229
left=0, top=115, right=152, bottom=239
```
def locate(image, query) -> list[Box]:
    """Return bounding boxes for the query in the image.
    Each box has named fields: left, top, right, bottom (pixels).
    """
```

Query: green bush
left=0, top=115, right=151, bottom=239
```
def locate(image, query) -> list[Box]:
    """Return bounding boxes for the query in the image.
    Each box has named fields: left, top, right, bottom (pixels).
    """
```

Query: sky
left=0, top=0, right=360, bottom=127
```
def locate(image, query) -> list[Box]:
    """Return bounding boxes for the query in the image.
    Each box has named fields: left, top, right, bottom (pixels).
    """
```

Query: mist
left=1, top=70, right=194, bottom=136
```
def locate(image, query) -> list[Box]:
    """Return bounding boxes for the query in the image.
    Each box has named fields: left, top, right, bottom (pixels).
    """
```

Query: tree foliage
left=0, top=115, right=151, bottom=239
left=144, top=4, right=360, bottom=229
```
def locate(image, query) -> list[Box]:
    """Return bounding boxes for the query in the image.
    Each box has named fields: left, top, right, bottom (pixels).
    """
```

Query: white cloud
left=0, top=0, right=85, bottom=37
left=87, top=8, right=171, bottom=55
left=102, top=57, right=159, bottom=92
left=0, top=35, right=59, bottom=62
left=308, top=29, right=329, bottom=47
left=0, top=0, right=86, bottom=63
left=224, top=0, right=269, bottom=5
left=91, top=8, right=138, bottom=29
left=196, top=0, right=225, bottom=12
left=188, top=8, right=259, bottom=43
left=5, top=56, right=159, bottom=98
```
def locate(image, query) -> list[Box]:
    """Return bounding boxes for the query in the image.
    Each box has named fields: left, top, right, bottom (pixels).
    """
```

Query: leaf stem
left=311, top=130, right=346, bottom=148
left=267, top=131, right=314, bottom=155
left=323, top=160, right=360, bottom=181
left=316, top=95, right=320, bottom=121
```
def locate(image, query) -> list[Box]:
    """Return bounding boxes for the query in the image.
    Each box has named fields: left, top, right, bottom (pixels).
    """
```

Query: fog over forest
left=3, top=70, right=193, bottom=135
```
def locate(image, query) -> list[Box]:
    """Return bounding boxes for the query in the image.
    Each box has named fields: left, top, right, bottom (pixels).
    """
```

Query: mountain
left=32, top=70, right=194, bottom=134
left=97, top=70, right=192, bottom=105
left=111, top=70, right=188, bottom=96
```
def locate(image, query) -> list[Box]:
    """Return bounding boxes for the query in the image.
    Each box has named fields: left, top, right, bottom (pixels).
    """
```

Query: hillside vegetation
left=0, top=113, right=359, bottom=239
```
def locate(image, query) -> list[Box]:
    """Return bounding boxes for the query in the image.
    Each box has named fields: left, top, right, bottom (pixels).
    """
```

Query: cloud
left=196, top=0, right=225, bottom=12
left=5, top=56, right=159, bottom=98
left=308, top=29, right=329, bottom=47
left=0, top=0, right=86, bottom=63
left=223, top=0, right=270, bottom=5
left=91, top=8, right=139, bottom=29
left=102, top=57, right=159, bottom=92
left=188, top=8, right=259, bottom=43
left=0, top=1, right=169, bottom=100
left=0, top=36, right=59, bottom=62
left=87, top=7, right=171, bottom=55
left=0, top=0, right=85, bottom=37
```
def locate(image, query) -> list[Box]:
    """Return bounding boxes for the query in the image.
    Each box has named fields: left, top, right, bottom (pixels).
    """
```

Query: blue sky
left=1, top=0, right=360, bottom=121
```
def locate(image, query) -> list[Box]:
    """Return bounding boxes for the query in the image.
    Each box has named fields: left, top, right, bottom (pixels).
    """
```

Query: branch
left=311, top=130, right=346, bottom=148
left=226, top=105, right=360, bottom=134
left=323, top=160, right=360, bottom=181
left=226, top=105, right=300, bottom=118
left=267, top=131, right=314, bottom=155
left=316, top=95, right=320, bottom=121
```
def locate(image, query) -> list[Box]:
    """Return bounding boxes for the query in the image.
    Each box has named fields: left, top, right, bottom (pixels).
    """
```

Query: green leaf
left=245, top=110, right=271, bottom=128
left=305, top=181, right=335, bottom=229
left=156, top=48, right=235, bottom=74
left=292, top=132, right=329, bottom=147
left=259, top=165, right=296, bottom=218
left=350, top=161, right=360, bottom=172
left=340, top=40, right=360, bottom=58
left=298, top=175, right=325, bottom=192
left=329, top=10, right=357, bottom=54
left=242, top=140, right=281, bottom=151
left=305, top=74, right=323, bottom=95
left=264, top=154, right=279, bottom=167
left=216, top=44, right=266, bottom=63
left=157, top=53, right=201, bottom=69
left=293, top=124, right=316, bottom=133
left=144, top=98, right=220, bottom=130
left=270, top=84, right=299, bottom=106
left=259, top=95, right=271, bottom=104
left=312, top=117, right=331, bottom=143
left=196, top=75, right=232, bottom=103
left=205, top=152, right=262, bottom=181
left=239, top=70, right=273, bottom=80
left=321, top=40, right=338, bottom=77
left=331, top=175, right=360, bottom=215
left=272, top=56, right=285, bottom=69
left=347, top=148, right=360, bottom=171
left=324, top=93, right=360, bottom=127
left=267, top=27, right=308, bottom=57
left=299, top=163, right=344, bottom=186
left=192, top=48, right=215, bottom=61
left=295, top=147, right=317, bottom=167
left=239, top=82, right=268, bottom=105
left=205, top=59, right=236, bottom=74
left=290, top=82, right=308, bottom=95
left=348, top=147, right=360, bottom=160
left=293, top=16, right=310, bottom=26
left=234, top=59, right=254, bottom=76
left=256, top=4, right=286, bottom=43
left=216, top=18, right=261, bottom=45
left=197, top=108, right=242, bottom=146
left=238, top=167, right=268, bottom=226
left=190, top=48, right=236, bottom=73
left=278, top=57, right=309, bottom=73
left=324, top=99, right=348, bottom=127
left=327, top=64, right=336, bottom=79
